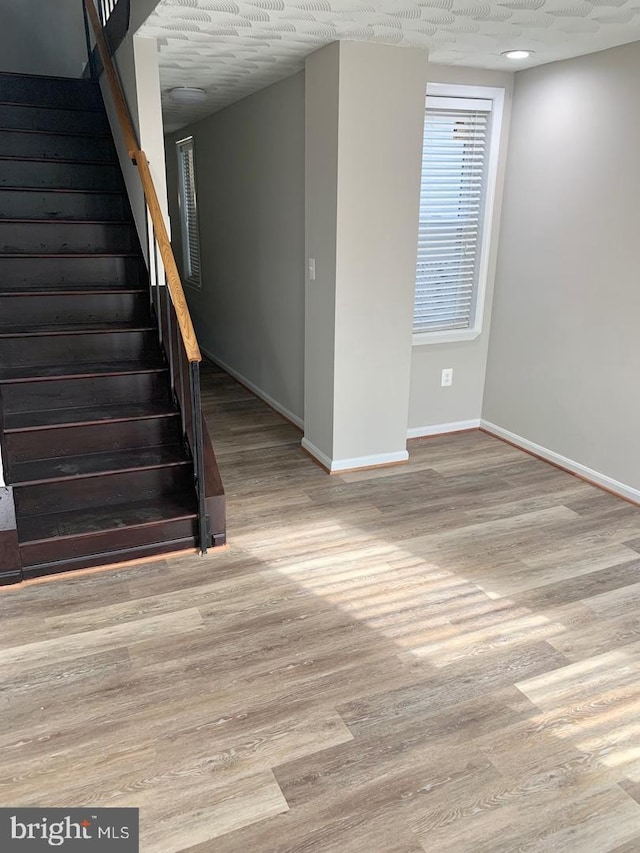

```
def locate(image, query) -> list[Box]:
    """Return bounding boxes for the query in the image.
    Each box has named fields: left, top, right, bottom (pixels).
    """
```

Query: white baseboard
left=301, top=438, right=408, bottom=473
left=201, top=347, right=304, bottom=430
left=480, top=419, right=640, bottom=505
left=407, top=419, right=481, bottom=439
left=300, top=438, right=333, bottom=471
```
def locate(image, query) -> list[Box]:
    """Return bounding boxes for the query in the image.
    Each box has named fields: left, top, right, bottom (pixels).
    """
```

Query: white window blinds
left=413, top=95, right=492, bottom=335
left=177, top=137, right=201, bottom=287
left=99, top=0, right=117, bottom=26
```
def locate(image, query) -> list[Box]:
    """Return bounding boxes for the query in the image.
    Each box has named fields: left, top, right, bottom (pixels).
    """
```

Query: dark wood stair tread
left=0, top=252, right=139, bottom=258
left=0, top=218, right=131, bottom=224
left=0, top=284, right=145, bottom=294
left=0, top=126, right=110, bottom=138
left=0, top=154, right=116, bottom=165
left=18, top=494, right=198, bottom=543
left=0, top=287, right=144, bottom=294
left=5, top=401, right=180, bottom=431
left=0, top=154, right=115, bottom=165
left=0, top=70, right=96, bottom=81
left=2, top=186, right=125, bottom=195
left=0, top=101, right=103, bottom=114
left=0, top=321, right=154, bottom=336
left=0, top=360, right=164, bottom=382
left=12, top=444, right=190, bottom=485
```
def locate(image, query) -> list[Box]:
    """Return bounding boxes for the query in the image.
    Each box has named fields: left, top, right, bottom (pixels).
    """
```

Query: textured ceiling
left=138, top=0, right=640, bottom=130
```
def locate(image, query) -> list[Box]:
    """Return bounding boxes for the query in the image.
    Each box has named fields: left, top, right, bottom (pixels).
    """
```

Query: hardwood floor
left=2, top=360, right=640, bottom=851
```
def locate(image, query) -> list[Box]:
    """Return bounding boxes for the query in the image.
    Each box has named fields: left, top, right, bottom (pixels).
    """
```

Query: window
left=176, top=136, right=201, bottom=289
left=99, top=0, right=117, bottom=26
left=413, top=84, right=504, bottom=344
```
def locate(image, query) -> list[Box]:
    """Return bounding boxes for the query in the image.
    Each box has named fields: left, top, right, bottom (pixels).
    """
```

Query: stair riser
left=0, top=75, right=101, bottom=111
left=2, top=373, right=170, bottom=417
left=0, top=160, right=122, bottom=191
left=0, top=255, right=146, bottom=289
left=0, top=222, right=138, bottom=254
left=15, top=466, right=194, bottom=516
left=0, top=131, right=115, bottom=162
left=5, top=416, right=183, bottom=464
left=0, top=189, right=129, bottom=221
left=0, top=330, right=159, bottom=368
left=21, top=532, right=197, bottom=575
left=0, top=104, right=110, bottom=135
left=0, top=292, right=148, bottom=328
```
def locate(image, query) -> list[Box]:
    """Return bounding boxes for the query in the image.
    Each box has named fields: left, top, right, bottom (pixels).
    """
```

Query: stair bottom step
left=18, top=495, right=198, bottom=543
left=21, top=537, right=199, bottom=580
left=18, top=494, right=200, bottom=570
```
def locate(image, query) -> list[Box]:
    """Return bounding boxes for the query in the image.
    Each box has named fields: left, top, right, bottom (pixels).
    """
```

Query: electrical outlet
left=441, top=368, right=453, bottom=387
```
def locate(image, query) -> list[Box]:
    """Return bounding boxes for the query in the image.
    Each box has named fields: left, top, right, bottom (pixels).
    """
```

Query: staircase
left=0, top=71, right=224, bottom=583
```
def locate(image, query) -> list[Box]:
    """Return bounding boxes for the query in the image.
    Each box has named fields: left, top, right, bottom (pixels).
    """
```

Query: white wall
left=408, top=64, right=513, bottom=435
left=0, top=0, right=87, bottom=77
left=484, top=41, right=640, bottom=496
left=133, top=38, right=169, bottom=229
left=166, top=72, right=306, bottom=424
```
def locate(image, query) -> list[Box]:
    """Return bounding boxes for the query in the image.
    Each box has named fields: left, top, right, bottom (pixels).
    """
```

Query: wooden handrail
left=83, top=0, right=202, bottom=363
left=135, top=152, right=201, bottom=362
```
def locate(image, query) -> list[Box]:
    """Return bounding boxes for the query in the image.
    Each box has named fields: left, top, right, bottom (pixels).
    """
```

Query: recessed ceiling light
left=169, top=87, right=207, bottom=105
left=502, top=50, right=533, bottom=60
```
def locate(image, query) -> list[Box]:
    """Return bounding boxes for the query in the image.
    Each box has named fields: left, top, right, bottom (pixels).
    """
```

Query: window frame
left=176, top=135, right=202, bottom=291
left=413, top=82, right=505, bottom=347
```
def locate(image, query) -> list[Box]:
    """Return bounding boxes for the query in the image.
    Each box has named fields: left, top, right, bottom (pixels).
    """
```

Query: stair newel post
left=189, top=361, right=208, bottom=554
left=0, top=390, right=21, bottom=584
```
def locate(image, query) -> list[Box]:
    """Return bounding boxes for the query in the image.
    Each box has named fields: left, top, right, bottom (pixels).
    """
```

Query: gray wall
left=130, top=0, right=163, bottom=33
left=484, top=41, right=640, bottom=491
left=0, top=0, right=87, bottom=77
left=99, top=33, right=144, bottom=252
left=408, top=64, right=513, bottom=433
left=166, top=72, right=306, bottom=423
left=332, top=42, right=426, bottom=463
left=100, top=35, right=168, bottom=261
left=304, top=41, right=427, bottom=468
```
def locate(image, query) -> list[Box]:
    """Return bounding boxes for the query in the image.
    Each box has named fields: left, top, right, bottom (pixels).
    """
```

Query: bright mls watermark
left=1, top=809, right=138, bottom=851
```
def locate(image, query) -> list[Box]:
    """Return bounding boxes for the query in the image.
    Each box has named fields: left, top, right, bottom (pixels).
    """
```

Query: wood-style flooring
left=2, top=361, right=640, bottom=851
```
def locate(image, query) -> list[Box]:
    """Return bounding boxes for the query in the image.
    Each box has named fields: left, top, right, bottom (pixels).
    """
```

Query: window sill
left=413, top=328, right=481, bottom=346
